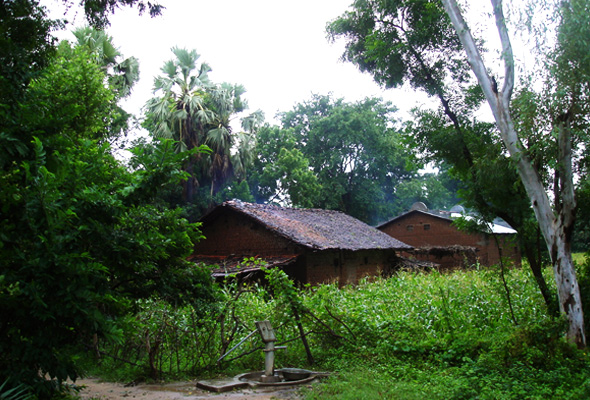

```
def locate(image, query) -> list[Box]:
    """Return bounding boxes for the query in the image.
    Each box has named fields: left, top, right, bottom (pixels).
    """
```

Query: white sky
left=41, top=0, right=432, bottom=128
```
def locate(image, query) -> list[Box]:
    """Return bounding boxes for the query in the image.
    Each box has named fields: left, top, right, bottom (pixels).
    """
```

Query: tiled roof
left=202, top=200, right=411, bottom=251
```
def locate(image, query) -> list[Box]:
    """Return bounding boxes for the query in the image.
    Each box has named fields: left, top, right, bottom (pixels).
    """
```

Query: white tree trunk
left=441, top=0, right=585, bottom=347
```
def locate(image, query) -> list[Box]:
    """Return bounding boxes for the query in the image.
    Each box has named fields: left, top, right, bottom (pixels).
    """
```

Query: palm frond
left=198, top=62, right=212, bottom=82
left=73, top=26, right=118, bottom=65
left=161, top=60, right=177, bottom=78
left=206, top=127, right=230, bottom=150
left=145, top=97, right=174, bottom=120
left=151, top=121, right=175, bottom=139
left=172, top=47, right=198, bottom=80
left=0, top=380, right=33, bottom=400
left=172, top=108, right=188, bottom=122
left=111, top=56, right=140, bottom=97
left=185, top=93, right=205, bottom=112
left=195, top=109, right=216, bottom=125
left=241, top=109, right=265, bottom=133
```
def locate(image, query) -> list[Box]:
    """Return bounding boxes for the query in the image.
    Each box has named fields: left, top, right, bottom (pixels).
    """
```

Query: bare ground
left=74, top=378, right=309, bottom=400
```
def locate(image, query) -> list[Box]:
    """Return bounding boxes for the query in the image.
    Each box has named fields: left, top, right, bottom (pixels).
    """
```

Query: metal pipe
left=216, top=329, right=257, bottom=362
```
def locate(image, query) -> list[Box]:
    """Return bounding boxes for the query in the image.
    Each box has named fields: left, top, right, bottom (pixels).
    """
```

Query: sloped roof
left=202, top=200, right=411, bottom=251
left=378, top=209, right=517, bottom=235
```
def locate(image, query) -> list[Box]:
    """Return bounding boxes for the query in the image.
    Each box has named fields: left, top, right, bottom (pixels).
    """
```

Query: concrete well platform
left=196, top=370, right=327, bottom=393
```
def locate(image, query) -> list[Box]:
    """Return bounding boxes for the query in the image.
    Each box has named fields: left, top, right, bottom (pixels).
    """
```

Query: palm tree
left=144, top=48, right=213, bottom=202
left=232, top=110, right=264, bottom=181
left=144, top=48, right=262, bottom=204
left=204, top=83, right=246, bottom=197
left=72, top=26, right=139, bottom=98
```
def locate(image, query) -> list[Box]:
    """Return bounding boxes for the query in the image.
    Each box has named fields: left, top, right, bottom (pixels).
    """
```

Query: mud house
left=191, top=200, right=412, bottom=285
left=378, top=203, right=521, bottom=269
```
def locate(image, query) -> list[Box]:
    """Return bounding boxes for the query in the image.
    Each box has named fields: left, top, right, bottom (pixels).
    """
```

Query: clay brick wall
left=195, top=210, right=301, bottom=256
left=380, top=213, right=520, bottom=269
left=486, top=235, right=521, bottom=267
left=305, top=249, right=396, bottom=286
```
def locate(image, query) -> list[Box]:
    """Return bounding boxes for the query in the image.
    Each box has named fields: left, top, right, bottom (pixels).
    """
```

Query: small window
left=333, top=258, right=340, bottom=267
left=364, top=257, right=369, bottom=265
left=406, top=224, right=414, bottom=231
left=424, top=224, right=431, bottom=231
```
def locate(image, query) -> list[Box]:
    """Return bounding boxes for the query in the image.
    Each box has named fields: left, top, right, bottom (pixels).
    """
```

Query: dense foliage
left=328, top=0, right=535, bottom=245
left=0, top=9, right=215, bottom=397
left=327, top=0, right=590, bottom=332
left=87, top=262, right=590, bottom=399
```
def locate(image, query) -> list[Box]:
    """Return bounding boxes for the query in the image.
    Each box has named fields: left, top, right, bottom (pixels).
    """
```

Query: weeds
left=83, top=263, right=590, bottom=398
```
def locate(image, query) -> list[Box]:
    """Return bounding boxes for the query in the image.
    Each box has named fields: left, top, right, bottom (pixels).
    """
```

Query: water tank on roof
left=450, top=205, right=465, bottom=214
left=410, top=202, right=428, bottom=212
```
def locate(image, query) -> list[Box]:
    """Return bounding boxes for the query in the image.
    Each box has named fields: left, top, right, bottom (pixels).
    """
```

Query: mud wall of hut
left=194, top=211, right=301, bottom=256
left=304, top=249, right=397, bottom=286
left=195, top=209, right=403, bottom=285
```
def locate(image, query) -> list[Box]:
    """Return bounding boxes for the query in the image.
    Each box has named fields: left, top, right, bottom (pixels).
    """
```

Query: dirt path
left=75, top=378, right=308, bottom=400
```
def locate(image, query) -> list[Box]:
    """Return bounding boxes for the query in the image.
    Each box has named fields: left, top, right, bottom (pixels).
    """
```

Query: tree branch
left=558, top=117, right=576, bottom=231
left=441, top=0, right=497, bottom=114
left=491, top=0, right=514, bottom=102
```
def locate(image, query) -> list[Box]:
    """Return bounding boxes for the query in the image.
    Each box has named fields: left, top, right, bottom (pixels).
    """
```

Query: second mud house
left=378, top=203, right=521, bottom=269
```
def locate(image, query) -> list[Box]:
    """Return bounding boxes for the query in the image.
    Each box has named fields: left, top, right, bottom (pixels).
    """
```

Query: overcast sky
left=42, top=0, right=431, bottom=128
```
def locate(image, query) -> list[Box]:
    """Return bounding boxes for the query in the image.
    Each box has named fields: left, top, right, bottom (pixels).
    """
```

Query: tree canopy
left=329, top=0, right=590, bottom=346
left=441, top=0, right=590, bottom=346
left=247, top=94, right=456, bottom=224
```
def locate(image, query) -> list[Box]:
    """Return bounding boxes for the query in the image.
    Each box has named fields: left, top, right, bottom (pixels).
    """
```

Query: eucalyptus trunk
left=442, top=0, right=585, bottom=347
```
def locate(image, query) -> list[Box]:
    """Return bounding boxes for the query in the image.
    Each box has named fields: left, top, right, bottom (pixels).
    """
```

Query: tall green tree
left=327, top=1, right=489, bottom=217
left=0, top=31, right=215, bottom=398
left=328, top=0, right=558, bottom=317
left=406, top=107, right=556, bottom=312
left=73, top=26, right=140, bottom=98
left=203, top=83, right=262, bottom=197
left=0, top=0, right=58, bottom=164
left=248, top=125, right=320, bottom=206
left=250, top=94, right=420, bottom=224
left=249, top=127, right=323, bottom=208
left=329, top=0, right=590, bottom=346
